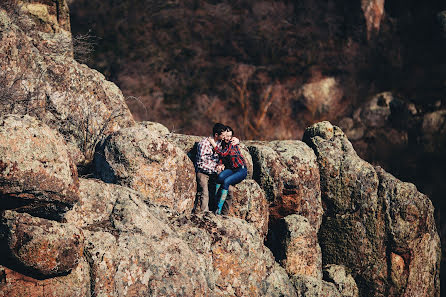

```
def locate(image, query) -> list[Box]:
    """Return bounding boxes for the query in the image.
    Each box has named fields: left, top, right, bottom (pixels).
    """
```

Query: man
left=194, top=123, right=237, bottom=213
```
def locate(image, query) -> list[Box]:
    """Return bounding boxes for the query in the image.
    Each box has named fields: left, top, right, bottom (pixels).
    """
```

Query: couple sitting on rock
left=194, top=123, right=247, bottom=214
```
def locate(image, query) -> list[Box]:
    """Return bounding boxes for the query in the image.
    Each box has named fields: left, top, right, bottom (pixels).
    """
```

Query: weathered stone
left=81, top=191, right=296, bottom=297
left=0, top=258, right=90, bottom=297
left=63, top=178, right=132, bottom=228
left=1, top=210, right=84, bottom=277
left=229, top=179, right=269, bottom=238
left=94, top=125, right=196, bottom=213
left=0, top=6, right=134, bottom=165
left=303, top=121, right=387, bottom=296
left=267, top=214, right=322, bottom=280
left=247, top=140, right=322, bottom=230
left=376, top=166, right=440, bottom=297
left=0, top=114, right=79, bottom=219
left=323, top=264, right=358, bottom=297
left=139, top=121, right=170, bottom=136
left=361, top=0, right=385, bottom=40
left=291, top=275, right=341, bottom=297
left=170, top=212, right=297, bottom=296
left=303, top=121, right=440, bottom=297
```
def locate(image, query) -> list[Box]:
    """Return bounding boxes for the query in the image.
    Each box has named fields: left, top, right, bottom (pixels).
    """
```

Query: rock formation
left=0, top=1, right=441, bottom=297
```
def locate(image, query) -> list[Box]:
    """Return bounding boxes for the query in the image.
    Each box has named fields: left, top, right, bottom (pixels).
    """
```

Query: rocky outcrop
left=0, top=114, right=79, bottom=220
left=1, top=210, right=84, bottom=277
left=247, top=140, right=323, bottom=230
left=0, top=3, right=134, bottom=165
left=303, top=121, right=440, bottom=297
left=94, top=124, right=197, bottom=213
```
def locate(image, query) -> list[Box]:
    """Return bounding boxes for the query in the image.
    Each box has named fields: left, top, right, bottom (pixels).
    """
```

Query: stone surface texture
left=247, top=140, right=323, bottom=230
left=94, top=124, right=196, bottom=213
left=0, top=114, right=79, bottom=219
left=303, top=121, right=440, bottom=297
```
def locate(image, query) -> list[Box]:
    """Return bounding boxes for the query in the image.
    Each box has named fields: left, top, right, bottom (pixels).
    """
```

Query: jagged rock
left=169, top=133, right=254, bottom=179
left=361, top=0, right=385, bottom=40
left=0, top=258, right=91, bottom=297
left=63, top=178, right=127, bottom=228
left=170, top=212, right=297, bottom=296
left=0, top=114, right=79, bottom=220
left=323, top=265, right=359, bottom=297
left=267, top=214, right=322, bottom=280
left=290, top=275, right=341, bottom=297
left=0, top=4, right=134, bottom=165
left=247, top=140, right=322, bottom=230
left=94, top=125, right=196, bottom=213
left=1, top=210, right=84, bottom=277
left=229, top=179, right=269, bottom=238
left=376, top=166, right=440, bottom=297
left=81, top=191, right=296, bottom=296
left=303, top=121, right=440, bottom=297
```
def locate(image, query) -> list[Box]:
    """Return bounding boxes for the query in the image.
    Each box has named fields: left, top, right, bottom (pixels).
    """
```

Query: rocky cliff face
left=0, top=1, right=441, bottom=297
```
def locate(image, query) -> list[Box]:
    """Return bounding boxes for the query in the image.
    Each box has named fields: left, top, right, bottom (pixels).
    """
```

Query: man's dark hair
left=213, top=123, right=227, bottom=136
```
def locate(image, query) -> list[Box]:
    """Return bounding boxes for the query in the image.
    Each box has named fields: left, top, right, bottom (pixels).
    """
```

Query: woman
left=208, top=126, right=247, bottom=214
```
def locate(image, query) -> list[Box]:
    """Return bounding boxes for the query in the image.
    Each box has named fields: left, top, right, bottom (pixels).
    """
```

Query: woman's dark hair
left=225, top=125, right=234, bottom=135
left=212, top=123, right=227, bottom=136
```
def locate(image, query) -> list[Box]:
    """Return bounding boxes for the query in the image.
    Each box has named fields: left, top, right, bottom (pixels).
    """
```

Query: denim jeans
left=217, top=166, right=248, bottom=190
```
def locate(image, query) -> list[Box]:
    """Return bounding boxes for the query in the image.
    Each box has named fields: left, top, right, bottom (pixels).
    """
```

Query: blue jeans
left=217, top=167, right=247, bottom=190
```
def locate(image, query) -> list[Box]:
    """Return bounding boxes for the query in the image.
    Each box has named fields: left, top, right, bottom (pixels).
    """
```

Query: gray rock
left=0, top=114, right=79, bottom=220
left=94, top=125, right=196, bottom=213
left=1, top=210, right=84, bottom=277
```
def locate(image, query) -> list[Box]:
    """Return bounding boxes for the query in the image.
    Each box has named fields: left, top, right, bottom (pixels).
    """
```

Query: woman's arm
left=208, top=137, right=232, bottom=157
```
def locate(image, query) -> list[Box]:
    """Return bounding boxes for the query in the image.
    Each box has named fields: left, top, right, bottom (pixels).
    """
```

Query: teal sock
left=216, top=189, right=228, bottom=215
left=215, top=184, right=221, bottom=196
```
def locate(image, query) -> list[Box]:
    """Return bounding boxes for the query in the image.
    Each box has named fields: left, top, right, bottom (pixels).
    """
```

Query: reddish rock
left=0, top=115, right=79, bottom=219
left=94, top=124, right=197, bottom=213
left=1, top=211, right=84, bottom=277
left=0, top=258, right=90, bottom=297
left=247, top=140, right=323, bottom=230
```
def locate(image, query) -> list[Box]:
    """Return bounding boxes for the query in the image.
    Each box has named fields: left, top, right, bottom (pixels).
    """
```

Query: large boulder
left=247, top=140, right=323, bottom=230
left=0, top=4, right=134, bottom=165
left=0, top=258, right=91, bottom=297
left=290, top=275, right=341, bottom=297
left=303, top=121, right=440, bottom=297
left=0, top=114, right=79, bottom=220
left=1, top=210, right=84, bottom=277
left=94, top=124, right=196, bottom=213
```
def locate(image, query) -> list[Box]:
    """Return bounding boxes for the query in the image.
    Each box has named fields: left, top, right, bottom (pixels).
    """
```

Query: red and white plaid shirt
left=195, top=137, right=221, bottom=174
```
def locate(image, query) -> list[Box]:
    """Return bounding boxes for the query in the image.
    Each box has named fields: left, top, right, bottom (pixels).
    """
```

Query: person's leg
left=215, top=169, right=233, bottom=214
left=221, top=167, right=247, bottom=190
left=221, top=186, right=234, bottom=215
left=195, top=172, right=210, bottom=212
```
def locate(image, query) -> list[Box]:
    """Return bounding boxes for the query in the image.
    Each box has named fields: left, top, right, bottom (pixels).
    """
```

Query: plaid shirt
left=195, top=137, right=221, bottom=174
left=214, top=142, right=246, bottom=169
